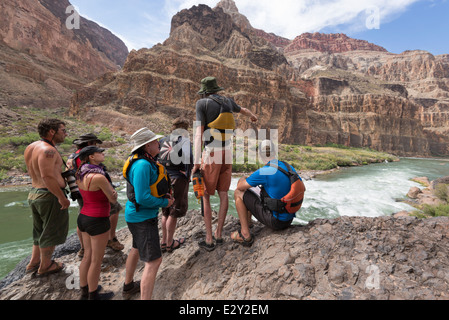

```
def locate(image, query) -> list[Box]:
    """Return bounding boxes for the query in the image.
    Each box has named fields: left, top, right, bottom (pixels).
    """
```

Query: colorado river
left=1, top=157, right=448, bottom=280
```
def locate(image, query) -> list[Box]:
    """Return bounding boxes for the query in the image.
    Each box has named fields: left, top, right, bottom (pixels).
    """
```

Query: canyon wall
left=0, top=0, right=128, bottom=109
left=69, top=0, right=449, bottom=156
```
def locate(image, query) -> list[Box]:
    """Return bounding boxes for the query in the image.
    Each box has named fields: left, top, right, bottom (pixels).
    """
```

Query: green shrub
left=0, top=133, right=40, bottom=147
left=421, top=204, right=449, bottom=217
left=98, top=127, right=113, bottom=142
left=0, top=169, right=8, bottom=181
left=434, top=184, right=449, bottom=203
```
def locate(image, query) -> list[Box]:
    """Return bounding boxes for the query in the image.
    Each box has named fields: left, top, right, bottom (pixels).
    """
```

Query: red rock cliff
left=285, top=32, right=388, bottom=54
left=70, top=0, right=448, bottom=156
left=0, top=0, right=128, bottom=109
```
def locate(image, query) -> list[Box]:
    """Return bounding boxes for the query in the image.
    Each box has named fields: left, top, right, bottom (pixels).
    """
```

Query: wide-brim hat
left=78, top=146, right=105, bottom=161
left=197, top=76, right=224, bottom=95
left=131, top=127, right=163, bottom=153
left=73, top=133, right=103, bottom=145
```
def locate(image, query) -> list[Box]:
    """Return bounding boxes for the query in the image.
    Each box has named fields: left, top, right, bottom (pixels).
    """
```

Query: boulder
left=407, top=187, right=423, bottom=199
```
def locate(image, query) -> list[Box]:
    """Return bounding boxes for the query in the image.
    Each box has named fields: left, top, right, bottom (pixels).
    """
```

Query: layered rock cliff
left=283, top=48, right=449, bottom=155
left=1, top=212, right=449, bottom=300
left=69, top=0, right=449, bottom=156
left=284, top=32, right=388, bottom=54
left=0, top=0, right=128, bottom=109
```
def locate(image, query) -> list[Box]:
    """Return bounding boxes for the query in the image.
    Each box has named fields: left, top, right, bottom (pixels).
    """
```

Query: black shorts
left=127, top=218, right=161, bottom=262
left=77, top=214, right=111, bottom=236
left=243, top=188, right=292, bottom=230
left=162, top=177, right=189, bottom=218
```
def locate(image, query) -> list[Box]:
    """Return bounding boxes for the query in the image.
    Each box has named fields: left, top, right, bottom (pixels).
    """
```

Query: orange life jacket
left=261, top=161, right=306, bottom=214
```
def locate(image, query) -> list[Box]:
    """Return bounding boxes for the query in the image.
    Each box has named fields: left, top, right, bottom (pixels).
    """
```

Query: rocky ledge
left=1, top=210, right=448, bottom=301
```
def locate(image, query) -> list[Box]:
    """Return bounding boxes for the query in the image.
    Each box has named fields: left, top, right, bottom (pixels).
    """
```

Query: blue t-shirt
left=125, top=159, right=168, bottom=223
left=246, top=160, right=299, bottom=222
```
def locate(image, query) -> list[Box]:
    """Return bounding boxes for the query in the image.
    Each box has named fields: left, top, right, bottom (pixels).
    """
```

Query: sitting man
left=232, top=140, right=305, bottom=246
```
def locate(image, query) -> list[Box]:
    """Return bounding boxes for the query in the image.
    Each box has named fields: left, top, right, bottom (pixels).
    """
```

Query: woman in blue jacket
left=123, top=128, right=174, bottom=300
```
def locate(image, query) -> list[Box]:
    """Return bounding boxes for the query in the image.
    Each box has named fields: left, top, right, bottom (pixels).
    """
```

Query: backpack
left=159, top=135, right=185, bottom=171
left=68, top=149, right=81, bottom=171
left=260, top=161, right=306, bottom=215
left=206, top=96, right=236, bottom=143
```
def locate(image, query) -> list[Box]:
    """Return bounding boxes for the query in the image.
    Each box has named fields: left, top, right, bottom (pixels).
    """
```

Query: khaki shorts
left=202, top=148, right=233, bottom=195
left=28, top=188, right=69, bottom=248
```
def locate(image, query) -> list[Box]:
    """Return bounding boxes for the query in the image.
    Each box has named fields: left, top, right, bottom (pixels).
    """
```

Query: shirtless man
left=24, top=119, right=70, bottom=276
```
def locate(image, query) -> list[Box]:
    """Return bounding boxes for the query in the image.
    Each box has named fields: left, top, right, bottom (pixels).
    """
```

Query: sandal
left=107, top=237, right=124, bottom=251
left=161, top=243, right=167, bottom=253
left=36, top=260, right=64, bottom=277
left=198, top=240, right=215, bottom=252
left=213, top=236, right=224, bottom=245
left=167, top=238, right=185, bottom=253
left=231, top=230, right=254, bottom=247
left=26, top=261, right=40, bottom=274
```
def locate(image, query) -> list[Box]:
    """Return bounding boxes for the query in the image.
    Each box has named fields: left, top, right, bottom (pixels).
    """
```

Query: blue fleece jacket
left=125, top=159, right=168, bottom=223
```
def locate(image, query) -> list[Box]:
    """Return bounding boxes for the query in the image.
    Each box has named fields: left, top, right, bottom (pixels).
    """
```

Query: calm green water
left=1, top=158, right=449, bottom=280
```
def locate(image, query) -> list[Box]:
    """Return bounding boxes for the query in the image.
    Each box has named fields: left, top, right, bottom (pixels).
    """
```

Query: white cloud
left=166, top=0, right=422, bottom=39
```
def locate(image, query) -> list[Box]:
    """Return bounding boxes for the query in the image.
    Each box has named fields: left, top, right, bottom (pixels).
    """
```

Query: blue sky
left=69, top=0, right=449, bottom=55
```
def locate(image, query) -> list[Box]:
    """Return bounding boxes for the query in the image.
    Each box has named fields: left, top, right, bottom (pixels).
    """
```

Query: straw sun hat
left=130, top=128, right=163, bottom=153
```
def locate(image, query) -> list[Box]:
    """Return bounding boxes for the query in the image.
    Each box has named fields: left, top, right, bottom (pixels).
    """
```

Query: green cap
left=197, top=77, right=225, bottom=95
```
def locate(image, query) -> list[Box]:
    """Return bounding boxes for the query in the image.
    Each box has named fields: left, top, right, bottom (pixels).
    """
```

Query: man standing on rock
left=192, top=76, right=258, bottom=251
left=24, top=119, right=70, bottom=276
